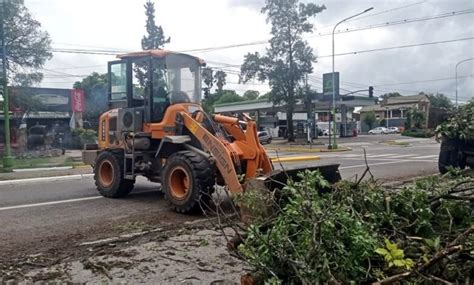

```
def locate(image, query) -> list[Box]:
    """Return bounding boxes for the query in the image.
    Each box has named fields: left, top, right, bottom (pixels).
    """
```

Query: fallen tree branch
left=373, top=225, right=473, bottom=285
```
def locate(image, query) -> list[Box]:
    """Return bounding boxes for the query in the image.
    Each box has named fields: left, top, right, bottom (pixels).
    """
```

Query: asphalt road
left=0, top=135, right=440, bottom=261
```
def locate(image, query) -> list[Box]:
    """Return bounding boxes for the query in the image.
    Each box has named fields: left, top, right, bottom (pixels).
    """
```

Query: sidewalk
left=0, top=165, right=92, bottom=181
left=0, top=149, right=91, bottom=181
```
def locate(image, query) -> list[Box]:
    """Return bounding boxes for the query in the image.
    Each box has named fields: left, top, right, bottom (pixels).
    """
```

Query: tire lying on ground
left=94, top=150, right=135, bottom=198
left=162, top=151, right=215, bottom=213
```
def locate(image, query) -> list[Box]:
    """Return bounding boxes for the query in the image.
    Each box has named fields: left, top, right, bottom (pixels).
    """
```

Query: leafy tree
left=3, top=0, right=52, bottom=85
left=9, top=87, right=44, bottom=112
left=240, top=0, right=325, bottom=142
left=141, top=0, right=170, bottom=50
left=214, top=70, right=227, bottom=92
left=412, top=109, right=425, bottom=129
left=201, top=69, right=229, bottom=113
left=73, top=73, right=108, bottom=130
left=405, top=108, right=425, bottom=129
left=427, top=93, right=453, bottom=109
left=243, top=90, right=260, bottom=101
left=202, top=67, right=214, bottom=98
left=214, top=90, right=244, bottom=105
left=259, top=92, right=272, bottom=100
left=380, top=92, right=402, bottom=100
left=363, top=111, right=376, bottom=130
left=136, top=0, right=170, bottom=87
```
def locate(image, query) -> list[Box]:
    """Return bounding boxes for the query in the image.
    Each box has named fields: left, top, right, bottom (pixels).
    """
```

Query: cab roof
left=116, top=49, right=206, bottom=66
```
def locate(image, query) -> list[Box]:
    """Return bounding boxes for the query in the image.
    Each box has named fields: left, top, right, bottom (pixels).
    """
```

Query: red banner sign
left=71, top=89, right=85, bottom=112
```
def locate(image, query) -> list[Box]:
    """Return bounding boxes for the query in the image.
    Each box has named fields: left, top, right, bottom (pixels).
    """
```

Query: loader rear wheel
left=95, top=151, right=135, bottom=198
left=162, top=151, right=214, bottom=213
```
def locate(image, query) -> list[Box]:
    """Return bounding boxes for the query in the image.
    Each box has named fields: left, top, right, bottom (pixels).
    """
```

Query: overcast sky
left=25, top=0, right=474, bottom=103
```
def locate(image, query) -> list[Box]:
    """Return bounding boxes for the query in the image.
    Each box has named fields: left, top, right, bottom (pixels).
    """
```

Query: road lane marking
left=393, top=154, right=414, bottom=158
left=366, top=154, right=397, bottom=158
left=339, top=154, right=361, bottom=158
left=339, top=159, right=434, bottom=170
left=0, top=174, right=93, bottom=186
left=411, top=155, right=438, bottom=159
left=0, top=196, right=103, bottom=212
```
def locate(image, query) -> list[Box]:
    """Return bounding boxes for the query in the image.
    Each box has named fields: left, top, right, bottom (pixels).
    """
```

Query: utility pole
left=455, top=58, right=474, bottom=107
left=0, top=0, right=13, bottom=168
left=331, top=7, right=373, bottom=149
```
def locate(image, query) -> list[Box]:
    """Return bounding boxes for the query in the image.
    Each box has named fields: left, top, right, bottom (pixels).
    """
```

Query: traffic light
left=369, top=86, right=374, bottom=98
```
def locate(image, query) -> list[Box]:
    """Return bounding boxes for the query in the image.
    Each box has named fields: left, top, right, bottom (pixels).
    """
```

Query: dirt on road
left=1, top=215, right=246, bottom=284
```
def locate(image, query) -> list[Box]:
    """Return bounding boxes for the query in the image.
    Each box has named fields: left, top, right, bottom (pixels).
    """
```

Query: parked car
left=387, top=127, right=400, bottom=134
left=258, top=131, right=272, bottom=144
left=319, top=129, right=330, bottom=136
left=368, top=127, right=389, bottom=135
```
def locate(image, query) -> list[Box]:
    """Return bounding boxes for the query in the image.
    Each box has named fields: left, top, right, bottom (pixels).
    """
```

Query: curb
left=266, top=146, right=352, bottom=153
left=73, top=164, right=92, bottom=169
left=0, top=173, right=94, bottom=186
left=271, top=156, right=320, bottom=163
left=12, top=166, right=73, bottom=173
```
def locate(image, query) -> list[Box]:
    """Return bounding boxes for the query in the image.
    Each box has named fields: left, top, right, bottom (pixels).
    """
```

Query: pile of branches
left=435, top=100, right=474, bottom=141
left=209, top=170, right=474, bottom=284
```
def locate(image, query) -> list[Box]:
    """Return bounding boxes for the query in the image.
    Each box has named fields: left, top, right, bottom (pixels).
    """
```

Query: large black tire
left=162, top=151, right=215, bottom=213
left=438, top=139, right=459, bottom=174
left=94, top=151, right=135, bottom=198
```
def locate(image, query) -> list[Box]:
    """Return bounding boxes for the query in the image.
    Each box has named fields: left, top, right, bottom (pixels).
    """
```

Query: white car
left=387, top=127, right=400, bottom=134
left=368, top=127, right=389, bottom=135
left=257, top=131, right=272, bottom=144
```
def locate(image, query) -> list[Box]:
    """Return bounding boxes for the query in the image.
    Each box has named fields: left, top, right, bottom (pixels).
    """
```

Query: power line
left=179, top=9, right=474, bottom=54
left=318, top=0, right=428, bottom=29
left=44, top=64, right=104, bottom=71
left=313, top=9, right=474, bottom=37
left=318, top=36, right=474, bottom=58
left=374, top=75, right=474, bottom=87
left=51, top=9, right=463, bottom=56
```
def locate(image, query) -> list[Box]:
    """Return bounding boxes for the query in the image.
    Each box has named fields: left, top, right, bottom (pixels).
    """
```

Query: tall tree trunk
left=287, top=109, right=295, bottom=142
left=287, top=90, right=295, bottom=142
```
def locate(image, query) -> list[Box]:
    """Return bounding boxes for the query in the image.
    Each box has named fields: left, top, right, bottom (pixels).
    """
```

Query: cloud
left=23, top=0, right=474, bottom=101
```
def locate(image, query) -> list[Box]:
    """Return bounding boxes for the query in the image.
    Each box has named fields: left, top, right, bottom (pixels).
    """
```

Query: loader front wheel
left=95, top=151, right=134, bottom=198
left=162, top=151, right=214, bottom=213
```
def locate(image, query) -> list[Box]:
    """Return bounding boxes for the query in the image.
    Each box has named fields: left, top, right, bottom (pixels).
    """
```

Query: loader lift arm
left=181, top=112, right=244, bottom=193
left=181, top=112, right=273, bottom=194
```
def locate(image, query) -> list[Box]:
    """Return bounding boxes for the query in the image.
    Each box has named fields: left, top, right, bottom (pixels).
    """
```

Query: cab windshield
left=164, top=54, right=202, bottom=104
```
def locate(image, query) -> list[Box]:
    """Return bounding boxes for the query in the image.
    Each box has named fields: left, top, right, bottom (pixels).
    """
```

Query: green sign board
left=323, top=72, right=339, bottom=96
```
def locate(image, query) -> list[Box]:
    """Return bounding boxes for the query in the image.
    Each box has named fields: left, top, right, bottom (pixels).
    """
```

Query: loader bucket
left=240, top=163, right=341, bottom=226
left=264, top=163, right=341, bottom=191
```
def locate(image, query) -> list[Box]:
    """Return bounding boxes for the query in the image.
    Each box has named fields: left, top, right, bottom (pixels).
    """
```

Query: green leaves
left=236, top=171, right=474, bottom=283
left=4, top=1, right=52, bottom=84
left=240, top=0, right=325, bottom=142
left=141, top=1, right=170, bottom=50
left=435, top=100, right=474, bottom=141
left=376, top=239, right=414, bottom=270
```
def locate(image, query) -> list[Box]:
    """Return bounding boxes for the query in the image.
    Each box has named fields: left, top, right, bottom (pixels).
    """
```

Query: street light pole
left=331, top=7, right=373, bottom=149
left=0, top=0, right=13, bottom=168
left=455, top=58, right=474, bottom=107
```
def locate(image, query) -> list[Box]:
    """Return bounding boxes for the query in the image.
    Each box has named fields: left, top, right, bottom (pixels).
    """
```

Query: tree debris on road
left=226, top=170, right=473, bottom=284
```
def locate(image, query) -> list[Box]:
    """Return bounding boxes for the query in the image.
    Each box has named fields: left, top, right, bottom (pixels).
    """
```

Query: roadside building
left=359, top=94, right=431, bottom=133
left=0, top=87, right=84, bottom=153
left=214, top=94, right=375, bottom=139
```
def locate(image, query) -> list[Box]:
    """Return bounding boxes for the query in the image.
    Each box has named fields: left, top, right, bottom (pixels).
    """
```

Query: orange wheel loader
left=82, top=50, right=341, bottom=213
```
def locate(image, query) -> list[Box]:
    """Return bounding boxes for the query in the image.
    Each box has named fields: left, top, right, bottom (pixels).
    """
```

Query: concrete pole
left=1, top=0, right=13, bottom=168
left=330, top=7, right=373, bottom=149
left=455, top=58, right=474, bottom=107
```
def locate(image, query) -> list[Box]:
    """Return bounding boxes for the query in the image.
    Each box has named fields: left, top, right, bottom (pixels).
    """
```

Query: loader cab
left=108, top=50, right=204, bottom=123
